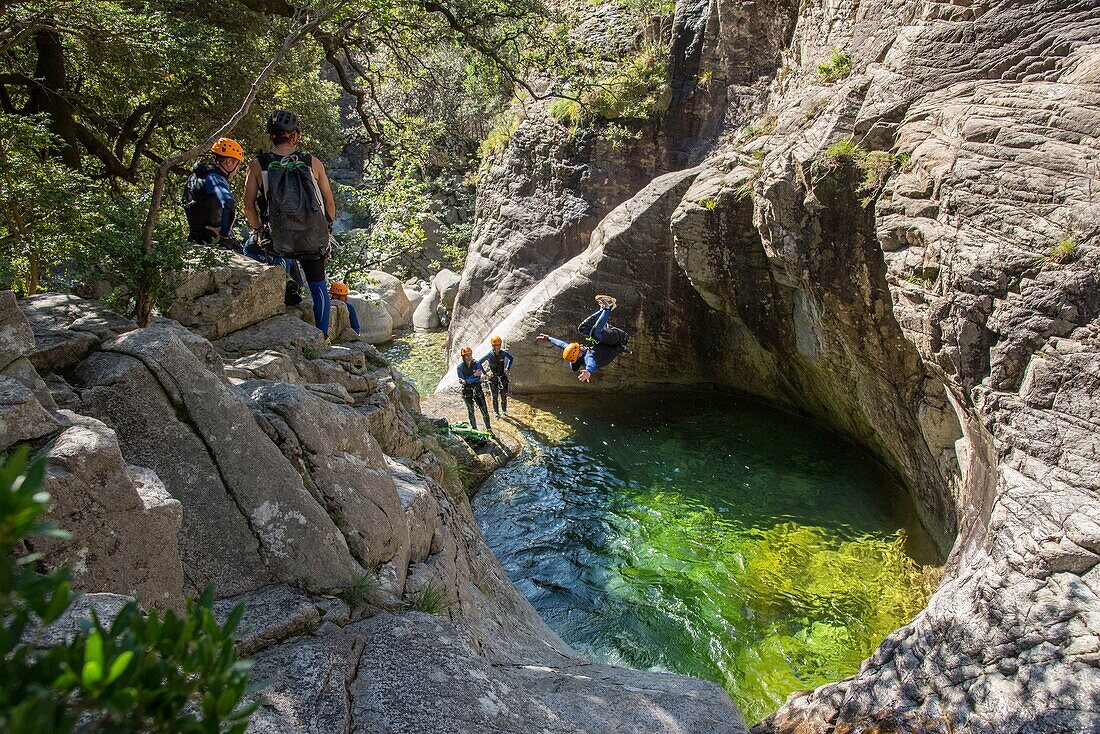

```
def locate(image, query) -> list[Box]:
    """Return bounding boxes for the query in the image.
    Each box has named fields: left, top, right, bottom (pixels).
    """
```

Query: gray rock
left=0, top=375, right=60, bottom=449
left=344, top=296, right=393, bottom=344
left=244, top=622, right=360, bottom=734
left=78, top=327, right=363, bottom=594
left=0, top=290, right=35, bottom=371
left=350, top=612, right=747, bottom=734
left=167, top=255, right=286, bottom=341
left=19, top=293, right=134, bottom=371
left=431, top=268, right=461, bottom=311
left=29, top=593, right=133, bottom=647
left=227, top=350, right=302, bottom=383
left=387, top=457, right=442, bottom=565
left=411, top=285, right=441, bottom=330
left=246, top=382, right=410, bottom=574
left=214, top=314, right=325, bottom=362
left=32, top=411, right=184, bottom=610
left=214, top=584, right=320, bottom=656
left=358, top=270, right=413, bottom=328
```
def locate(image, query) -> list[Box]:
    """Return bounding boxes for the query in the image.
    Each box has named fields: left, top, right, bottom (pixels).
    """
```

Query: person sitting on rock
left=184, top=138, right=245, bottom=249
left=329, top=282, right=359, bottom=335
left=457, top=347, right=492, bottom=432
left=478, top=335, right=513, bottom=417
left=537, top=295, right=629, bottom=383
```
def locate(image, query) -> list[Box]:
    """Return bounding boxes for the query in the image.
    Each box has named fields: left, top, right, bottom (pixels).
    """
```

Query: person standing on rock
left=537, top=295, right=629, bottom=383
left=478, top=335, right=513, bottom=417
left=184, top=138, right=245, bottom=248
left=243, top=110, right=337, bottom=336
left=329, top=281, right=360, bottom=335
left=457, top=347, right=492, bottom=432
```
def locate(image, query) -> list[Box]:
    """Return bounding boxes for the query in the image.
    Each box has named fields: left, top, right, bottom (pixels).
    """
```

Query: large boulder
left=344, top=296, right=393, bottom=344
left=0, top=375, right=60, bottom=449
left=431, top=269, right=461, bottom=311
left=18, top=293, right=134, bottom=371
left=358, top=270, right=413, bottom=328
left=245, top=382, right=410, bottom=581
left=75, top=327, right=363, bottom=596
left=412, top=285, right=442, bottom=330
left=167, top=255, right=286, bottom=341
left=0, top=290, right=35, bottom=371
left=31, top=411, right=184, bottom=610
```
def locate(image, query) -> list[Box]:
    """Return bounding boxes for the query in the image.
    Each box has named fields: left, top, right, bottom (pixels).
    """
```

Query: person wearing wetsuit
left=456, top=347, right=492, bottom=431
left=243, top=110, right=337, bottom=334
left=478, top=335, right=514, bottom=417
left=536, top=296, right=627, bottom=383
left=184, top=138, right=244, bottom=248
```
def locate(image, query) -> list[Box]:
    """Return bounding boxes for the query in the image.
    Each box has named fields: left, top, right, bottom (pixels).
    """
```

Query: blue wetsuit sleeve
left=455, top=363, right=465, bottom=382
left=584, top=350, right=598, bottom=373
left=503, top=350, right=514, bottom=369
left=476, top=353, right=492, bottom=370
left=547, top=337, right=569, bottom=350
left=206, top=173, right=236, bottom=237
left=347, top=303, right=360, bottom=334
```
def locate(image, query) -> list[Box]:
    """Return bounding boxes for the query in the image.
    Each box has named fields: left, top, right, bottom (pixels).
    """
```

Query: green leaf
left=82, top=659, right=104, bottom=687
left=106, top=650, right=134, bottom=683
left=85, top=629, right=105, bottom=670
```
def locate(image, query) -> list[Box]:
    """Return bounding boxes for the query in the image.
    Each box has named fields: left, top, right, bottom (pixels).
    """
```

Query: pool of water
left=472, top=394, right=940, bottom=724
left=381, top=329, right=447, bottom=397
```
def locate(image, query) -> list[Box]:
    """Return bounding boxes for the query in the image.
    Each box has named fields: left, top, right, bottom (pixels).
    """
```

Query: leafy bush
left=0, top=448, right=259, bottom=734
left=549, top=98, right=584, bottom=128
left=816, top=141, right=907, bottom=205
left=817, top=50, right=853, bottom=82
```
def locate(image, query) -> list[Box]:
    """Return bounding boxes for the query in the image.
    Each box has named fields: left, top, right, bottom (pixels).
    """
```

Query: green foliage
left=585, top=42, right=670, bottom=123
left=439, top=221, right=473, bottom=271
left=1046, top=235, right=1080, bottom=264
left=0, top=448, right=258, bottom=734
left=478, top=112, right=521, bottom=160
left=405, top=580, right=452, bottom=615
left=301, top=345, right=320, bottom=361
left=548, top=98, right=582, bottom=128
left=817, top=50, right=853, bottom=82
left=904, top=268, right=938, bottom=290
left=816, top=141, right=907, bottom=205
left=701, top=198, right=718, bottom=211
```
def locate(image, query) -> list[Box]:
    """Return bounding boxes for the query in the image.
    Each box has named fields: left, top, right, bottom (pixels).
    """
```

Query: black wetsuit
left=478, top=348, right=514, bottom=415
left=456, top=360, right=491, bottom=430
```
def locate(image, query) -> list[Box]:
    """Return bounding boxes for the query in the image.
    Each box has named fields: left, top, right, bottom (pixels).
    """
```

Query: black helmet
left=266, top=110, right=300, bottom=135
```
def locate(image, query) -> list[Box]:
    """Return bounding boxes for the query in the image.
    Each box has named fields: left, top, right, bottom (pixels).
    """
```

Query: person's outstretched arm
left=538, top=333, right=569, bottom=350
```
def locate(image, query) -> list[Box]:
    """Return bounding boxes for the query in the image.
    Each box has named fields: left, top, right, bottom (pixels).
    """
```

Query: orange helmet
left=562, top=342, right=581, bottom=362
left=330, top=281, right=349, bottom=297
left=490, top=335, right=503, bottom=346
left=460, top=346, right=473, bottom=357
left=211, top=137, right=244, bottom=162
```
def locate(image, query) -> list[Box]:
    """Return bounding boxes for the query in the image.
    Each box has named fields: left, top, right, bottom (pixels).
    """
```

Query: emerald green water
left=472, top=395, right=940, bottom=724
left=381, top=329, right=447, bottom=397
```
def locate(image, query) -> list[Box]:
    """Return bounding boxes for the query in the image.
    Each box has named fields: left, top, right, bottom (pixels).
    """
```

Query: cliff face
left=453, top=0, right=1100, bottom=730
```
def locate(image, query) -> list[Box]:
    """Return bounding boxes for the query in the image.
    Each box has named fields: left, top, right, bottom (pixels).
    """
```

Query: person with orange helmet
left=184, top=137, right=245, bottom=247
left=456, top=346, right=492, bottom=431
left=477, top=335, right=514, bottom=417
left=536, top=295, right=629, bottom=383
left=328, top=281, right=359, bottom=335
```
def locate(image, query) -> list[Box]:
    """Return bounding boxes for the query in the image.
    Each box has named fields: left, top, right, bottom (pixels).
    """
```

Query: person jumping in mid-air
left=537, top=295, right=629, bottom=383
left=456, top=347, right=492, bottom=432
left=478, top=335, right=513, bottom=417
